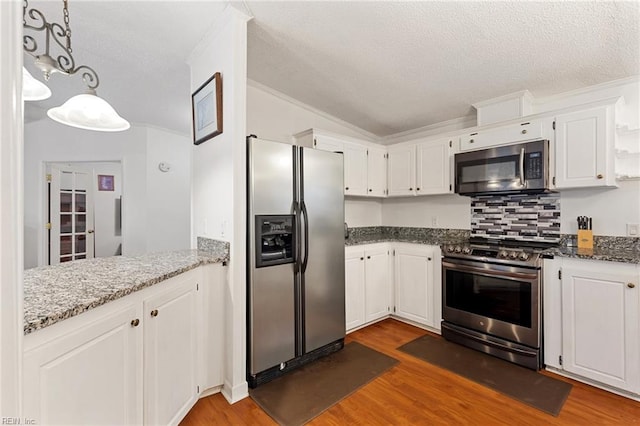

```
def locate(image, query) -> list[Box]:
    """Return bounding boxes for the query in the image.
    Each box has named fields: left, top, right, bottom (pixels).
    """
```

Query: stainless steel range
left=441, top=238, right=552, bottom=370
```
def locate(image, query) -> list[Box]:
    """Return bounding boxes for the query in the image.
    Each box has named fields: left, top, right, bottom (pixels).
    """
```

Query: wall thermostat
left=158, top=162, right=171, bottom=172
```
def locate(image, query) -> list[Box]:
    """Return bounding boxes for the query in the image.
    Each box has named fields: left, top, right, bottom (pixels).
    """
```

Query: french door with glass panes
left=49, top=165, right=95, bottom=264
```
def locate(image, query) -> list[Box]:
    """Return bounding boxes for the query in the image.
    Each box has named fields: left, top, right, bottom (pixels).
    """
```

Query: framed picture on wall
left=97, top=174, right=114, bottom=191
left=191, top=72, right=223, bottom=145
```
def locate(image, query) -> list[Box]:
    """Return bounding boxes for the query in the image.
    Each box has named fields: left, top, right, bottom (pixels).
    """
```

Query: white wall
left=188, top=5, right=250, bottom=404
left=24, top=120, right=191, bottom=268
left=247, top=82, right=384, bottom=227
left=382, top=194, right=471, bottom=229
left=91, top=162, right=122, bottom=257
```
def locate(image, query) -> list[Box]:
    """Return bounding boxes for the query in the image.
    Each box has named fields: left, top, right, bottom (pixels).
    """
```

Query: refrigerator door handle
left=301, top=200, right=310, bottom=273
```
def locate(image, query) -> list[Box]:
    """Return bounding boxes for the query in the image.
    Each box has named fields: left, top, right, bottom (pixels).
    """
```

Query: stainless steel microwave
left=454, top=140, right=550, bottom=195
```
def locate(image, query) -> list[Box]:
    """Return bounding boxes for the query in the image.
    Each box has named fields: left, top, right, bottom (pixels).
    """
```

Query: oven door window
left=446, top=269, right=532, bottom=328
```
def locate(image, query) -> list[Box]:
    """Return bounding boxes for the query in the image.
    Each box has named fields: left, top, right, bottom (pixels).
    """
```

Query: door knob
left=87, top=230, right=94, bottom=234
left=150, top=309, right=159, bottom=317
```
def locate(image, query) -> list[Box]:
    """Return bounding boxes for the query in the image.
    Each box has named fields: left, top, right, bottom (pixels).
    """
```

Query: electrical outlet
left=431, top=216, right=438, bottom=227
left=627, top=223, right=639, bottom=237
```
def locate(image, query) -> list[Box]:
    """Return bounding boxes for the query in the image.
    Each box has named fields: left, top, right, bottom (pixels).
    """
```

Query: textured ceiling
left=247, top=1, right=640, bottom=137
left=24, top=1, right=640, bottom=138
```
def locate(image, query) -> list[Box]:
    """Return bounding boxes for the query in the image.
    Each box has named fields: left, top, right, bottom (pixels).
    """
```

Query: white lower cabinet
left=394, top=244, right=436, bottom=328
left=23, top=304, right=142, bottom=425
left=560, top=259, right=640, bottom=394
left=345, top=244, right=391, bottom=332
left=144, top=275, right=198, bottom=425
left=23, top=265, right=225, bottom=425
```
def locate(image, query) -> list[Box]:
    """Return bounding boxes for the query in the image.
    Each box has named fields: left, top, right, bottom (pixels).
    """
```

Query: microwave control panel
left=525, top=152, right=543, bottom=179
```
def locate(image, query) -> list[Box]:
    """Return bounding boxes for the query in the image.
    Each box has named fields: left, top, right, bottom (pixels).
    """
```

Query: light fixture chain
left=23, top=0, right=28, bottom=25
left=63, top=0, right=72, bottom=52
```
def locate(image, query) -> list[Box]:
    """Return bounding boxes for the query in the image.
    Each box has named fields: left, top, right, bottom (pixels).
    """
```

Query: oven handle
left=519, top=147, right=526, bottom=188
left=442, top=260, right=539, bottom=281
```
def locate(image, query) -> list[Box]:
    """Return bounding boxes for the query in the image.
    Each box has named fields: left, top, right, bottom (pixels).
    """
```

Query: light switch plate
left=627, top=223, right=639, bottom=237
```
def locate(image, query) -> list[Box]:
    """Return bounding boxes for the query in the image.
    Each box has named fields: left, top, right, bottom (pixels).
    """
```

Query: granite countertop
left=23, top=249, right=228, bottom=335
left=345, top=227, right=640, bottom=264
left=543, top=246, right=640, bottom=264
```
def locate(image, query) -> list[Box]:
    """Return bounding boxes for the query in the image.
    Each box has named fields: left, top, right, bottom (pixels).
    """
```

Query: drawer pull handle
left=150, top=309, right=159, bottom=317
left=130, top=319, right=140, bottom=327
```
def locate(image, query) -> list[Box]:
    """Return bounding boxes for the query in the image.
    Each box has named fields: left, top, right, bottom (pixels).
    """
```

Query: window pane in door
left=60, top=256, right=72, bottom=263
left=61, top=171, right=73, bottom=191
left=75, top=214, right=86, bottom=232
left=75, top=254, right=86, bottom=260
left=75, top=235, right=86, bottom=253
left=60, top=236, right=72, bottom=255
left=60, top=192, right=72, bottom=212
left=60, top=214, right=72, bottom=234
left=75, top=193, right=86, bottom=212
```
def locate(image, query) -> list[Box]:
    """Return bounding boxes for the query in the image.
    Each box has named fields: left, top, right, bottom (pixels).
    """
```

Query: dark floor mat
left=249, top=341, right=398, bottom=426
left=398, top=334, right=572, bottom=416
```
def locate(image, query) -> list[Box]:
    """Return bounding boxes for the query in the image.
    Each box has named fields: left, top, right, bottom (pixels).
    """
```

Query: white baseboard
left=221, top=380, right=249, bottom=404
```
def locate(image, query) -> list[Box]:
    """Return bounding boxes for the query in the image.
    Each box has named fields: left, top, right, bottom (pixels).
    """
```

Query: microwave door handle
left=519, top=148, right=526, bottom=188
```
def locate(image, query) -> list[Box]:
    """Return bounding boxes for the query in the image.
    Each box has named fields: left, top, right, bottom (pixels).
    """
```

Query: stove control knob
left=519, top=252, right=530, bottom=261
left=498, top=250, right=509, bottom=258
left=454, top=246, right=462, bottom=253
left=462, top=247, right=472, bottom=254
left=509, top=251, right=519, bottom=259
left=447, top=245, right=455, bottom=253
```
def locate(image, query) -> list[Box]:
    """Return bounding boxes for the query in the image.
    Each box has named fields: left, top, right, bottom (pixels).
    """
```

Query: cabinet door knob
left=368, top=189, right=372, bottom=192
left=417, top=188, right=421, bottom=191
left=427, top=257, right=432, bottom=261
left=360, top=257, right=364, bottom=261
left=469, top=139, right=474, bottom=143
left=597, top=174, right=604, bottom=179
left=345, top=187, right=350, bottom=190
left=150, top=309, right=159, bottom=317
left=628, top=283, right=636, bottom=289
left=367, top=255, right=371, bottom=259
left=521, top=129, right=527, bottom=134
left=409, top=187, right=413, bottom=191
left=130, top=318, right=140, bottom=327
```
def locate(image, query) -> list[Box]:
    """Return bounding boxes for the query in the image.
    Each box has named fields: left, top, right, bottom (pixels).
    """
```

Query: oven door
left=442, top=257, right=541, bottom=348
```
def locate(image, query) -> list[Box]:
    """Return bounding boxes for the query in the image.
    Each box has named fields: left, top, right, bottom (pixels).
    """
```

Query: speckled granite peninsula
left=24, top=247, right=229, bottom=335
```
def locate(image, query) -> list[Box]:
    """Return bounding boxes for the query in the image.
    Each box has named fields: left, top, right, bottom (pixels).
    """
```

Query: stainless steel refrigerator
left=246, top=135, right=345, bottom=387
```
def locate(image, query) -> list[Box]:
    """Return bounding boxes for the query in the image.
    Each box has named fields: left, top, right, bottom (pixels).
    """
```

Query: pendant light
left=22, top=67, right=51, bottom=101
left=23, top=0, right=130, bottom=132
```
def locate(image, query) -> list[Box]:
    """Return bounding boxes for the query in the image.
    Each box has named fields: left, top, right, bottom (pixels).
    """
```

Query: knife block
left=577, top=230, right=593, bottom=249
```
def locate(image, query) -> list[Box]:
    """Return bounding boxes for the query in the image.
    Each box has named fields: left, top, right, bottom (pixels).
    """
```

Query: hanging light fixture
left=23, top=0, right=130, bottom=132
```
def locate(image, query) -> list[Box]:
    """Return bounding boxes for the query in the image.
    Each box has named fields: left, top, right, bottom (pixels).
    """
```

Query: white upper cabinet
left=554, top=103, right=617, bottom=189
left=294, top=129, right=388, bottom=198
left=387, top=138, right=453, bottom=197
left=416, top=138, right=453, bottom=195
left=367, top=145, right=387, bottom=197
left=460, top=119, right=544, bottom=151
left=312, top=133, right=344, bottom=152
left=387, top=145, right=416, bottom=196
left=343, top=143, right=368, bottom=196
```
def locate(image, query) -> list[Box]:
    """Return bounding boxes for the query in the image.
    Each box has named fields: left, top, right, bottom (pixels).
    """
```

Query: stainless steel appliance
left=455, top=140, right=550, bottom=195
left=247, top=136, right=345, bottom=387
left=441, top=239, right=549, bottom=370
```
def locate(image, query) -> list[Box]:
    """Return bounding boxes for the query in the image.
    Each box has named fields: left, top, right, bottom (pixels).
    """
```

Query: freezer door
left=300, top=147, right=346, bottom=353
left=248, top=138, right=296, bottom=374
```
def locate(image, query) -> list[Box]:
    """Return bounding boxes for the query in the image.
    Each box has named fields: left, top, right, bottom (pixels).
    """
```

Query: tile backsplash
left=471, top=193, right=561, bottom=242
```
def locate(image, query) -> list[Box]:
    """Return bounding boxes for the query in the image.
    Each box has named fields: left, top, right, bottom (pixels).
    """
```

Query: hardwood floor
left=181, top=319, right=640, bottom=425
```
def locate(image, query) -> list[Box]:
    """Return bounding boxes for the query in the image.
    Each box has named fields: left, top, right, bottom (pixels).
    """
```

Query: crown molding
left=534, top=75, right=640, bottom=105
left=247, top=79, right=381, bottom=142
left=381, top=115, right=477, bottom=145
